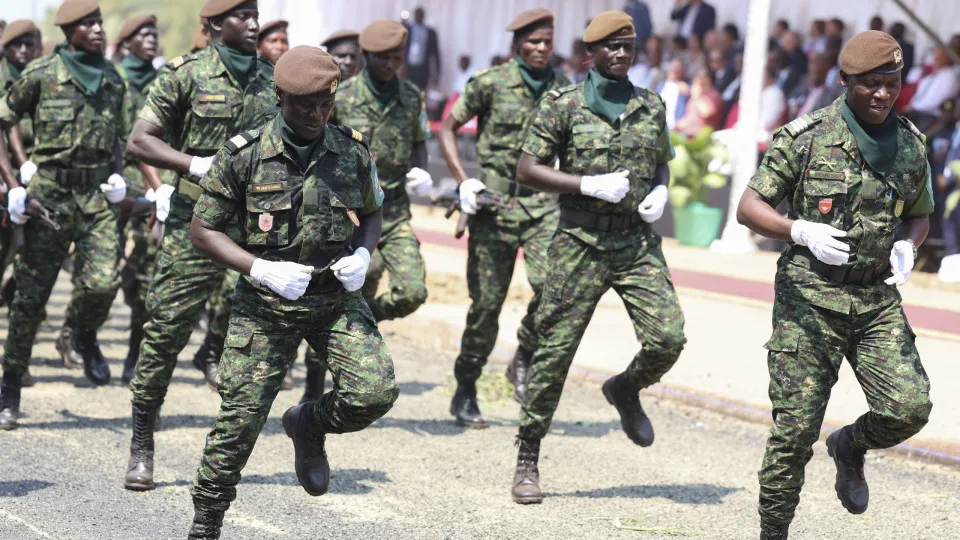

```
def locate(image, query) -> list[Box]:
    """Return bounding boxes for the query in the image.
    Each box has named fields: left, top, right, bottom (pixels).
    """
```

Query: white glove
left=144, top=188, right=157, bottom=202
left=580, top=170, right=630, bottom=203
left=153, top=184, right=175, bottom=222
left=7, top=186, right=28, bottom=224
left=405, top=167, right=433, bottom=196
left=791, top=220, right=849, bottom=266
left=249, top=259, right=315, bottom=300
left=100, top=174, right=127, bottom=204
left=638, top=185, right=668, bottom=223
left=189, top=156, right=214, bottom=179
left=331, top=247, right=371, bottom=292
left=458, top=178, right=486, bottom=215
left=19, top=161, right=37, bottom=185
left=885, top=240, right=915, bottom=286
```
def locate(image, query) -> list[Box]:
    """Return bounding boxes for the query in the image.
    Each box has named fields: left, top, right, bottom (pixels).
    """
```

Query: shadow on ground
left=546, top=483, right=743, bottom=505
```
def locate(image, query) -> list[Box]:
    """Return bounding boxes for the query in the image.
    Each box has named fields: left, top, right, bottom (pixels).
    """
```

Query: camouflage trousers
left=203, top=263, right=239, bottom=346
left=361, top=218, right=427, bottom=321
left=129, top=212, right=238, bottom=409
left=758, top=295, right=932, bottom=525
left=192, top=279, right=398, bottom=513
left=2, top=205, right=121, bottom=375
left=518, top=228, right=686, bottom=440
left=121, top=215, right=159, bottom=346
left=454, top=207, right=557, bottom=383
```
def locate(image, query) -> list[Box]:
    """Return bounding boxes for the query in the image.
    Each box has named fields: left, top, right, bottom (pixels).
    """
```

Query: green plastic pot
left=673, top=202, right=723, bottom=247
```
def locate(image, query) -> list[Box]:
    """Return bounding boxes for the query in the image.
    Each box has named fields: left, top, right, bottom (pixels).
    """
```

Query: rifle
left=431, top=188, right=504, bottom=239
left=118, top=195, right=156, bottom=220
left=13, top=195, right=61, bottom=253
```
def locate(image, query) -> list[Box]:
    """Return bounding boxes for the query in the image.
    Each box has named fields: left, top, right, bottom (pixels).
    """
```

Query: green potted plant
left=666, top=128, right=731, bottom=247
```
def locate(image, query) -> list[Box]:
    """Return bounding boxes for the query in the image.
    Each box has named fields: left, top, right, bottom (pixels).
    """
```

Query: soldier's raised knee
left=647, top=326, right=686, bottom=355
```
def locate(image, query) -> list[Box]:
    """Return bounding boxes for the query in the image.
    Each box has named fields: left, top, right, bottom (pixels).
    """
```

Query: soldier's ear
left=838, top=72, right=849, bottom=88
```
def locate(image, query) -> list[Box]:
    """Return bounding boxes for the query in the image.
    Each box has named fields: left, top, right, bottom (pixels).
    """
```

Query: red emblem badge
left=818, top=198, right=833, bottom=214
left=258, top=213, right=273, bottom=232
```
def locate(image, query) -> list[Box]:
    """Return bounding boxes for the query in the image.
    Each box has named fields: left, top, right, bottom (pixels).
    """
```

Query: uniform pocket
left=327, top=194, right=356, bottom=242
left=764, top=325, right=799, bottom=352
left=571, top=132, right=611, bottom=174
left=245, top=183, right=292, bottom=246
left=803, top=179, right=847, bottom=227
left=224, top=323, right=254, bottom=349
left=187, top=97, right=235, bottom=152
left=36, top=100, right=75, bottom=149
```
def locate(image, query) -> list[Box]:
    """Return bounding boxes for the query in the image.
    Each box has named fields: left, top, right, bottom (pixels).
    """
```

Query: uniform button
left=264, top=202, right=272, bottom=209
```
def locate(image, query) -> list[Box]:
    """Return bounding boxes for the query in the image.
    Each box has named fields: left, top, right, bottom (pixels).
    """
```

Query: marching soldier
left=322, top=29, right=362, bottom=81
left=736, top=31, right=934, bottom=540
left=187, top=46, right=397, bottom=539
left=510, top=11, right=686, bottom=503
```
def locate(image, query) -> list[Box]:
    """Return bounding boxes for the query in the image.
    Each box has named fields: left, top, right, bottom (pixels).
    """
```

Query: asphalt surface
left=1, top=279, right=959, bottom=540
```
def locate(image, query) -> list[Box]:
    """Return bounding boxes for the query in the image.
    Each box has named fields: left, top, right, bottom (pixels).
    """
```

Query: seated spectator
left=708, top=49, right=736, bottom=94
left=660, top=59, right=689, bottom=129
left=772, top=48, right=804, bottom=99
left=826, top=18, right=845, bottom=40
left=906, top=46, right=960, bottom=129
left=451, top=55, right=472, bottom=94
left=797, top=52, right=843, bottom=117
left=720, top=52, right=743, bottom=126
left=665, top=35, right=688, bottom=65
left=719, top=23, right=742, bottom=63
left=628, top=35, right=666, bottom=91
left=675, top=70, right=722, bottom=136
left=869, top=15, right=883, bottom=32
left=888, top=22, right=915, bottom=76
left=758, top=67, right=787, bottom=142
left=824, top=35, right=843, bottom=90
left=771, top=19, right=789, bottom=48
left=685, top=33, right=706, bottom=80
left=803, top=19, right=827, bottom=56
left=563, top=39, right=589, bottom=83
left=671, top=0, right=717, bottom=41
left=779, top=31, right=807, bottom=75
left=940, top=102, right=960, bottom=262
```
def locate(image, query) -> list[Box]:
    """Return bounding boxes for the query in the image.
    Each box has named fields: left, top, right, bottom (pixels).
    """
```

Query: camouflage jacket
left=749, top=98, right=934, bottom=314
left=0, top=57, right=35, bottom=159
left=0, top=52, right=127, bottom=215
left=138, top=46, right=276, bottom=218
left=451, top=59, right=568, bottom=220
left=115, top=61, right=157, bottom=194
left=195, top=116, right=382, bottom=283
left=522, top=82, right=673, bottom=247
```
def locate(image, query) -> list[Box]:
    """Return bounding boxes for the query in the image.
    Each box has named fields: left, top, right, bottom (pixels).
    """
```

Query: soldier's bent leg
left=515, top=210, right=558, bottom=353
left=308, top=293, right=398, bottom=434
left=365, top=222, right=427, bottom=321
left=66, top=208, right=122, bottom=330
left=848, top=304, right=932, bottom=451
left=360, top=248, right=385, bottom=306
left=301, top=344, right=329, bottom=404
left=519, top=233, right=609, bottom=440
left=758, top=299, right=846, bottom=526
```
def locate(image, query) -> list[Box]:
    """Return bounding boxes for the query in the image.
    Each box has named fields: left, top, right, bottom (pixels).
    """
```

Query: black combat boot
left=75, top=328, right=110, bottom=385
left=511, top=437, right=543, bottom=504
left=187, top=507, right=224, bottom=539
left=122, top=324, right=144, bottom=384
left=760, top=521, right=789, bottom=540
left=191, top=333, right=221, bottom=390
left=0, top=276, right=16, bottom=309
left=602, top=373, right=654, bottom=447
left=826, top=426, right=869, bottom=514
left=0, top=372, right=22, bottom=431
left=55, top=318, right=84, bottom=369
left=449, top=379, right=488, bottom=429
left=505, top=346, right=533, bottom=403
left=282, top=403, right=330, bottom=496
left=299, top=363, right=327, bottom=405
left=124, top=404, right=158, bottom=491
left=20, top=369, right=35, bottom=388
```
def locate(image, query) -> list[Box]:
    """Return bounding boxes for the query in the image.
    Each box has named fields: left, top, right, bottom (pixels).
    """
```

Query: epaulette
left=335, top=124, right=368, bottom=148
left=546, top=84, right=578, bottom=101
left=167, top=54, right=196, bottom=70
left=784, top=112, right=822, bottom=137
left=898, top=116, right=926, bottom=143
left=224, top=130, right=259, bottom=154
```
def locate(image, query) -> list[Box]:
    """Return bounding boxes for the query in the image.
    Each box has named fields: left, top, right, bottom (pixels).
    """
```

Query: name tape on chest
left=251, top=183, right=283, bottom=193
left=198, top=94, right=227, bottom=103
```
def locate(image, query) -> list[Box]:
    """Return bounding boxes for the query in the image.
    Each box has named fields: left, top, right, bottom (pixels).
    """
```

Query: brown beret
left=321, top=29, right=359, bottom=48
left=258, top=19, right=288, bottom=41
left=191, top=27, right=210, bottom=52
left=1, top=20, right=40, bottom=47
left=583, top=11, right=636, bottom=44
left=840, top=30, right=904, bottom=75
left=359, top=20, right=408, bottom=53
left=53, top=0, right=100, bottom=27
left=275, top=45, right=341, bottom=96
left=199, top=0, right=257, bottom=19
left=116, top=15, right=157, bottom=45
left=506, top=8, right=553, bottom=33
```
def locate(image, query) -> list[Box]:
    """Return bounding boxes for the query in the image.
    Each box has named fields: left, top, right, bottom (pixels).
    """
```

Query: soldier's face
left=4, top=35, right=39, bottom=69
left=66, top=14, right=105, bottom=55
left=517, top=28, right=554, bottom=70
left=218, top=8, right=259, bottom=53
left=365, top=47, right=404, bottom=82
left=329, top=41, right=361, bottom=80
left=128, top=25, right=159, bottom=62
left=279, top=91, right=336, bottom=140
left=257, top=29, right=289, bottom=65
left=842, top=70, right=901, bottom=124
left=592, top=38, right=635, bottom=80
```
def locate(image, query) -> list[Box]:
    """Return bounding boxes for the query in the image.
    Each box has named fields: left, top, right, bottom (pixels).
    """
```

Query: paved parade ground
left=1, top=266, right=959, bottom=540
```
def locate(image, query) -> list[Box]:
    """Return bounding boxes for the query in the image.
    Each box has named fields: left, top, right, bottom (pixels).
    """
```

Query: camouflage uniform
left=0, top=53, right=127, bottom=376
left=518, top=83, right=686, bottom=440
left=0, top=56, right=34, bottom=285
left=449, top=59, right=567, bottom=384
left=191, top=117, right=398, bottom=513
left=330, top=74, right=429, bottom=321
left=750, top=99, right=934, bottom=526
left=129, top=47, right=274, bottom=410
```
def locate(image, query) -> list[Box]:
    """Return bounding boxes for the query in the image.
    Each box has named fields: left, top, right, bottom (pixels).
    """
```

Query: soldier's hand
left=249, top=259, right=315, bottom=300
left=458, top=178, right=486, bottom=215
left=331, top=247, right=371, bottom=292
left=581, top=170, right=630, bottom=203
left=19, top=161, right=38, bottom=185
left=790, top=220, right=849, bottom=266
left=7, top=186, right=28, bottom=225
left=189, top=156, right=214, bottom=179
left=638, top=185, right=669, bottom=223
left=406, top=167, right=434, bottom=196
left=150, top=184, right=175, bottom=222
left=100, top=174, right=128, bottom=204
left=885, top=240, right=916, bottom=286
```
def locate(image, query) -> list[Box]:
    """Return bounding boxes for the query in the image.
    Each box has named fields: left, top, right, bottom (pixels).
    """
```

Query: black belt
left=38, top=164, right=112, bottom=184
left=381, top=183, right=408, bottom=201
left=560, top=207, right=644, bottom=232
left=790, top=248, right=888, bottom=286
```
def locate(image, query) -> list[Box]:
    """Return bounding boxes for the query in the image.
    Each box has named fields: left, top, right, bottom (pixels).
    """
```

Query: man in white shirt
left=758, top=67, right=786, bottom=142
left=907, top=46, right=960, bottom=116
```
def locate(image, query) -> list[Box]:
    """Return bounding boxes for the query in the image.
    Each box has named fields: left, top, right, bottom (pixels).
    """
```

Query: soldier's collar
left=260, top=116, right=342, bottom=161
left=505, top=59, right=526, bottom=88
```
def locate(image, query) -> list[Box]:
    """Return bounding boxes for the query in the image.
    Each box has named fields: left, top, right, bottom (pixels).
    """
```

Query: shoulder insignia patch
left=169, top=54, right=194, bottom=70
left=224, top=130, right=258, bottom=154
left=335, top=124, right=369, bottom=148
left=546, top=90, right=560, bottom=100
left=898, top=116, right=925, bottom=142
left=784, top=114, right=821, bottom=137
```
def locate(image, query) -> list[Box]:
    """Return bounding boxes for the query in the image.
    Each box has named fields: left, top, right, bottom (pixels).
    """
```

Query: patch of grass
left=614, top=518, right=705, bottom=536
